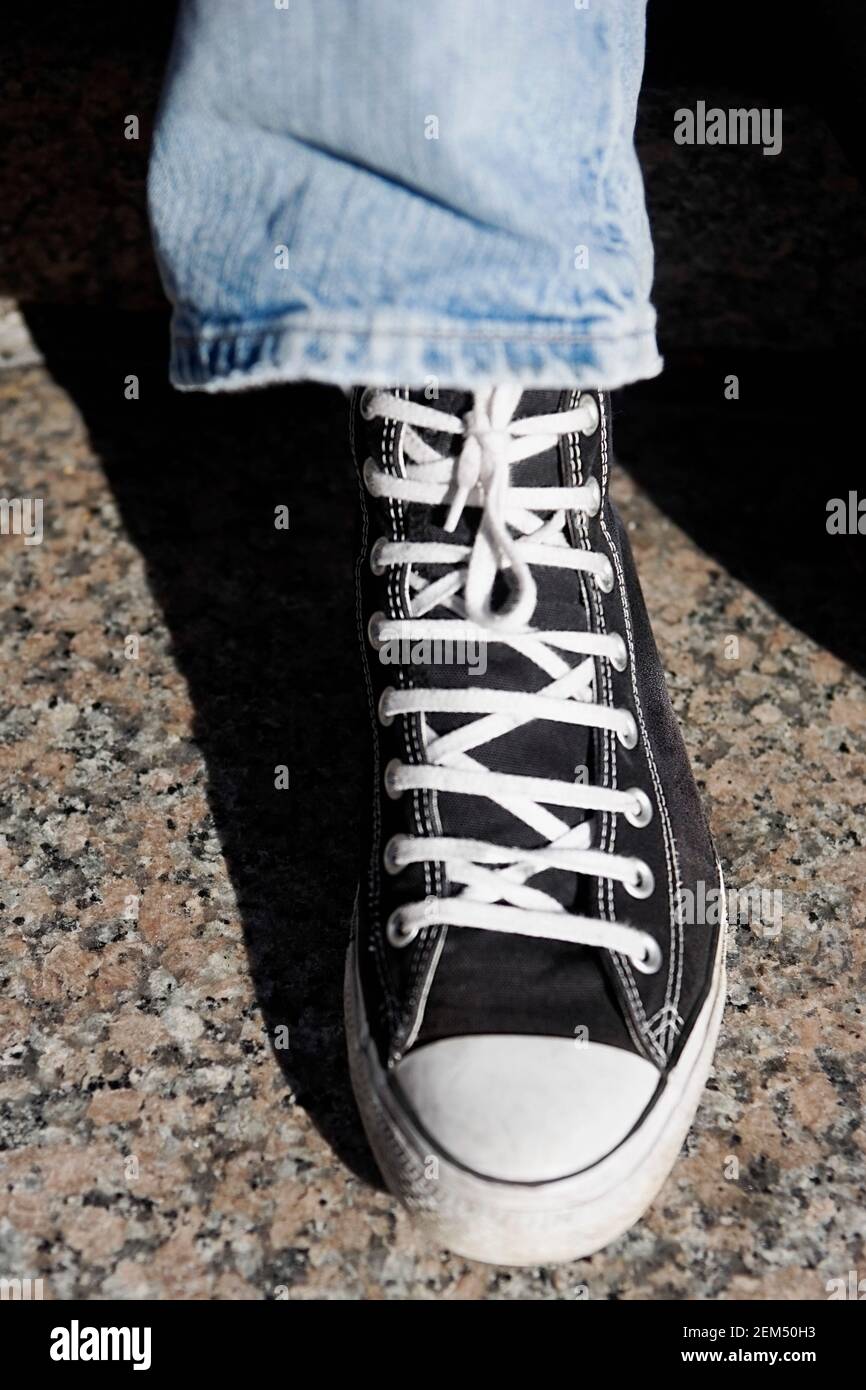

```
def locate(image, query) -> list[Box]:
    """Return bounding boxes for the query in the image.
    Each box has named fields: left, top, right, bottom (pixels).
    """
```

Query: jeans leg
left=149, top=0, right=659, bottom=391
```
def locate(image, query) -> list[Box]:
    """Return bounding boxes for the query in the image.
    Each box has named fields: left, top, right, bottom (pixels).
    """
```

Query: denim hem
left=169, top=316, right=663, bottom=393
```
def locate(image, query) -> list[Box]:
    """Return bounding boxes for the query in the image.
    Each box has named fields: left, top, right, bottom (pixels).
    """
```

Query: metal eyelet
left=633, top=934, right=663, bottom=975
left=584, top=476, right=602, bottom=518
left=579, top=393, right=600, bottom=436
left=624, top=788, right=653, bottom=828
left=378, top=687, right=396, bottom=726
left=617, top=713, right=639, bottom=750
left=625, top=862, right=655, bottom=900
left=367, top=611, right=385, bottom=650
left=369, top=537, right=388, bottom=575
left=383, top=758, right=403, bottom=799
left=596, top=558, right=615, bottom=594
left=359, top=387, right=377, bottom=420
left=609, top=633, right=628, bottom=672
left=386, top=909, right=421, bottom=949
left=383, top=835, right=404, bottom=875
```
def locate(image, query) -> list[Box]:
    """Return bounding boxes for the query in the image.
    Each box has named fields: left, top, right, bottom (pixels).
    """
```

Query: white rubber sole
left=345, top=885, right=727, bottom=1266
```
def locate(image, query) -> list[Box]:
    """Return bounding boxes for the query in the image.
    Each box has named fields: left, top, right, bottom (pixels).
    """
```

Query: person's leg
left=149, top=1, right=724, bottom=1266
left=148, top=0, right=659, bottom=391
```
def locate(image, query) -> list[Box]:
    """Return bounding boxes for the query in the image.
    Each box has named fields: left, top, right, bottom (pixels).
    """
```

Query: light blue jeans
left=148, top=0, right=659, bottom=392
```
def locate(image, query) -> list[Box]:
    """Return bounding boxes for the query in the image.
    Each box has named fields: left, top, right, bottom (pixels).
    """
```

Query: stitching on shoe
left=388, top=393, right=428, bottom=1040
left=597, top=404, right=684, bottom=1058
left=568, top=393, right=660, bottom=1065
left=351, top=394, right=397, bottom=1028
left=596, top=400, right=665, bottom=1064
left=647, top=1001, right=684, bottom=1044
left=387, top=390, right=446, bottom=1054
left=387, top=392, right=441, bottom=1039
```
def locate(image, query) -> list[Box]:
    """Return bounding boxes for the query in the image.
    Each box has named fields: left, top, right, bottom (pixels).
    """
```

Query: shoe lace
left=362, top=386, right=660, bottom=975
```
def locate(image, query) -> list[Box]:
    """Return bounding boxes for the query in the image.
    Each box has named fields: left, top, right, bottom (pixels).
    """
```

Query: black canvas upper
left=352, top=386, right=720, bottom=1075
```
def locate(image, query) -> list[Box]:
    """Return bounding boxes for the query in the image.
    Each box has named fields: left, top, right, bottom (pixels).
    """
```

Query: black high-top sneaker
left=345, top=385, right=726, bottom=1266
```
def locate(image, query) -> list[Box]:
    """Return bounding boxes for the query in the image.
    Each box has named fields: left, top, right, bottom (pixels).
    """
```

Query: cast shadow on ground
left=614, top=353, right=866, bottom=679
left=24, top=306, right=380, bottom=1185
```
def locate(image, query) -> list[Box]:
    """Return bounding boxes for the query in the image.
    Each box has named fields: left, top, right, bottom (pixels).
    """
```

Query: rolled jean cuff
left=168, top=312, right=663, bottom=394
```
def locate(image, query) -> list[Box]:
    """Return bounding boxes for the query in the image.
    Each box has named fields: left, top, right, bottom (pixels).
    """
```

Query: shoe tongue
left=400, top=388, right=592, bottom=911
left=405, top=387, right=471, bottom=457
left=402, top=388, right=565, bottom=545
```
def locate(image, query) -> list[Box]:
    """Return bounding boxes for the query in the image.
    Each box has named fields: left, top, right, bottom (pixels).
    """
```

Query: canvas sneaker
left=345, top=384, right=726, bottom=1266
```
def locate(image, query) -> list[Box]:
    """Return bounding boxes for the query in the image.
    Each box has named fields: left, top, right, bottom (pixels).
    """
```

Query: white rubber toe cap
left=394, top=1034, right=660, bottom=1183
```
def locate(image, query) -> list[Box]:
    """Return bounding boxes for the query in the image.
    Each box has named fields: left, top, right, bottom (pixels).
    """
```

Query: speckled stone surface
left=1, top=348, right=864, bottom=1300
left=1, top=4, right=866, bottom=1302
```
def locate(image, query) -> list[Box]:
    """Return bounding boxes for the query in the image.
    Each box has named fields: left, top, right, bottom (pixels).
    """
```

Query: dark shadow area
left=22, top=305, right=379, bottom=1184
left=5, top=2, right=383, bottom=1179
left=2, top=5, right=177, bottom=313
left=614, top=352, right=866, bottom=676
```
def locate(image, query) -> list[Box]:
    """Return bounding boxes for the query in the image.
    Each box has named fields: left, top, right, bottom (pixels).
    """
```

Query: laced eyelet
left=386, top=908, right=421, bottom=949
left=625, top=862, right=655, bottom=900
left=596, top=558, right=615, bottom=594
left=359, top=387, right=377, bottom=420
left=383, top=835, right=404, bottom=875
left=609, top=633, right=628, bottom=671
left=369, top=537, right=388, bottom=575
left=378, top=687, right=396, bottom=726
left=367, top=611, right=386, bottom=650
left=617, top=713, right=639, bottom=750
left=633, top=934, right=663, bottom=975
left=624, top=788, right=653, bottom=828
left=584, top=476, right=601, bottom=518
left=383, top=758, right=403, bottom=799
left=579, top=393, right=600, bottom=436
